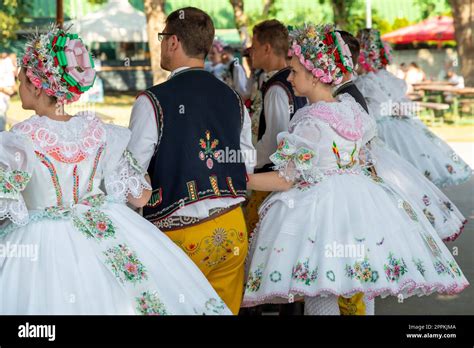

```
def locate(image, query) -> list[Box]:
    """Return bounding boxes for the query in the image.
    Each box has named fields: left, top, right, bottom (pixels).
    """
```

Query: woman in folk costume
left=354, top=29, right=472, bottom=188
left=206, top=39, right=227, bottom=81
left=0, top=26, right=231, bottom=315
left=335, top=31, right=468, bottom=242
left=242, top=24, right=468, bottom=315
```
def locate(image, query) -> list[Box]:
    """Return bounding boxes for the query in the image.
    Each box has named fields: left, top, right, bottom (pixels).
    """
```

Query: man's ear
left=263, top=43, right=272, bottom=56
left=168, top=35, right=180, bottom=53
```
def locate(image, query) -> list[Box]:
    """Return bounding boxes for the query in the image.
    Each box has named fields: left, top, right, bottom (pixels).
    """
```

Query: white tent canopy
left=65, top=0, right=148, bottom=43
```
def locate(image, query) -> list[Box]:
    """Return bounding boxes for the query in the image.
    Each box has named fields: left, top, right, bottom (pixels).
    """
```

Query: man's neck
left=169, top=57, right=205, bottom=72
left=263, top=55, right=287, bottom=73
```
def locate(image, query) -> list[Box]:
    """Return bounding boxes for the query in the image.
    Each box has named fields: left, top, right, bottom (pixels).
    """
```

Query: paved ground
left=376, top=142, right=474, bottom=315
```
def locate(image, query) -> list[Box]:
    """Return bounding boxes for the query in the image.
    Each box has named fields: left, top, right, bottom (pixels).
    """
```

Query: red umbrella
left=382, top=16, right=454, bottom=44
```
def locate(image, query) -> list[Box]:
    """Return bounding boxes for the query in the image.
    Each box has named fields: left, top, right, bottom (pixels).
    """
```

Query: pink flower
left=299, top=55, right=306, bottom=66
left=292, top=43, right=301, bottom=56
left=304, top=59, right=314, bottom=71
left=125, top=263, right=138, bottom=274
left=334, top=76, right=343, bottom=85
left=96, top=221, right=108, bottom=232
left=320, top=75, right=333, bottom=84
left=312, top=68, right=325, bottom=78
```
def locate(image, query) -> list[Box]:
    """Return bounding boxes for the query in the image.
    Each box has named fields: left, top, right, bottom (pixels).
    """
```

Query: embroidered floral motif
left=246, top=264, right=263, bottom=292
left=0, top=168, right=31, bottom=199
left=422, top=195, right=431, bottom=206
left=332, top=141, right=357, bottom=169
left=413, top=258, right=425, bottom=276
left=326, top=270, right=336, bottom=282
left=384, top=252, right=408, bottom=282
left=443, top=201, right=454, bottom=212
left=72, top=165, right=79, bottom=204
left=446, top=164, right=455, bottom=175
left=270, top=138, right=316, bottom=174
left=199, top=130, right=221, bottom=169
left=424, top=235, right=442, bottom=257
left=135, top=291, right=168, bottom=315
left=204, top=298, right=227, bottom=314
left=103, top=244, right=148, bottom=284
left=179, top=228, right=243, bottom=268
left=448, top=261, right=461, bottom=278
left=345, top=258, right=379, bottom=283
left=401, top=201, right=418, bottom=221
left=87, top=145, right=104, bottom=192
left=123, top=149, right=144, bottom=174
left=434, top=260, right=449, bottom=275
left=35, top=151, right=63, bottom=206
left=73, top=208, right=116, bottom=240
left=270, top=270, right=282, bottom=283
left=292, top=259, right=318, bottom=285
left=423, top=208, right=436, bottom=227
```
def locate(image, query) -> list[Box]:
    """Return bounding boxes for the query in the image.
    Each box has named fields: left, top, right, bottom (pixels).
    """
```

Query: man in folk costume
left=128, top=7, right=255, bottom=315
left=245, top=20, right=307, bottom=244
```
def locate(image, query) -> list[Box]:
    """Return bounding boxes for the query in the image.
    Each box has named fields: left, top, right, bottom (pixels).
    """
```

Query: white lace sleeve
left=270, top=117, right=321, bottom=183
left=102, top=125, right=151, bottom=203
left=0, top=132, right=33, bottom=226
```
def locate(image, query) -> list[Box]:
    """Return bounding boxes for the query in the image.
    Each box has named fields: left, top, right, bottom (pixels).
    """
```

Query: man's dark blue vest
left=257, top=67, right=307, bottom=172
left=141, top=68, right=247, bottom=223
left=333, top=80, right=369, bottom=113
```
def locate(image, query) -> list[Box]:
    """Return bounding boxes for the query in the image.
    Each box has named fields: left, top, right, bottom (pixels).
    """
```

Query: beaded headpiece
left=357, top=28, right=391, bottom=72
left=21, top=25, right=96, bottom=104
left=288, top=23, right=353, bottom=86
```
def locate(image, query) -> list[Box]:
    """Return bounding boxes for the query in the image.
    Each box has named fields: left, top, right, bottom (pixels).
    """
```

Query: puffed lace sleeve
left=102, top=125, right=151, bottom=203
left=0, top=132, right=34, bottom=226
left=270, top=117, right=321, bottom=183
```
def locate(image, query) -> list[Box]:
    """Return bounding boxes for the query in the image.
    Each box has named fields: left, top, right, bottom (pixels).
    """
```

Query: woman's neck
left=35, top=103, right=71, bottom=121
left=307, top=84, right=336, bottom=104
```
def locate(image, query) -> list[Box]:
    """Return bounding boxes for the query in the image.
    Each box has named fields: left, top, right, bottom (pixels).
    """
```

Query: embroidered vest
left=257, top=67, right=307, bottom=172
left=141, top=69, right=247, bottom=223
left=334, top=81, right=369, bottom=113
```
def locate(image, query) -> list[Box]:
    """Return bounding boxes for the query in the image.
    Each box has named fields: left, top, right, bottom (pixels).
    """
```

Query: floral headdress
left=212, top=39, right=225, bottom=53
left=288, top=23, right=353, bottom=86
left=357, top=28, right=391, bottom=72
left=21, top=24, right=96, bottom=104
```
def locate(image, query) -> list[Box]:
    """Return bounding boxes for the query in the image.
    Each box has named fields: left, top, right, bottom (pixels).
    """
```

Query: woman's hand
left=247, top=171, right=294, bottom=192
left=127, top=174, right=152, bottom=208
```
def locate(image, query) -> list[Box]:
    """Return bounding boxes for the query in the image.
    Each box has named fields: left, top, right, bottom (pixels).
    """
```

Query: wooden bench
left=416, top=101, right=450, bottom=126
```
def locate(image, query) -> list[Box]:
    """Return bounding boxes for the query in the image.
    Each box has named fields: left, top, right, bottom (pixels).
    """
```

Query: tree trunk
left=144, top=0, right=168, bottom=85
left=450, top=0, right=474, bottom=86
left=331, top=0, right=348, bottom=29
left=262, top=0, right=275, bottom=17
left=229, top=0, right=250, bottom=47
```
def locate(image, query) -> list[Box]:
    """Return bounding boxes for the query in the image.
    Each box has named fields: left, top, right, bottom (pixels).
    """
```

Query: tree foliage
left=0, top=0, right=31, bottom=46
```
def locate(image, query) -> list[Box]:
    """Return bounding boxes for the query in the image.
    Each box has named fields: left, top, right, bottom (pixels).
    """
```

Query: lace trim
left=0, top=196, right=29, bottom=226
left=12, top=113, right=106, bottom=164
left=299, top=96, right=364, bottom=141
left=242, top=280, right=469, bottom=307
left=105, top=150, right=151, bottom=203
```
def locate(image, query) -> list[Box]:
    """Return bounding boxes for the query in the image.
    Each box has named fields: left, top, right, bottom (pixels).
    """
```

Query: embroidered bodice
left=0, top=112, right=149, bottom=226
left=271, top=94, right=374, bottom=183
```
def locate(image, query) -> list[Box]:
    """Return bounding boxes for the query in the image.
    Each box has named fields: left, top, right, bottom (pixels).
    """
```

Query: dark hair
left=253, top=19, right=289, bottom=57
left=222, top=45, right=234, bottom=54
left=410, top=62, right=419, bottom=68
left=336, top=30, right=360, bottom=67
left=165, top=7, right=215, bottom=59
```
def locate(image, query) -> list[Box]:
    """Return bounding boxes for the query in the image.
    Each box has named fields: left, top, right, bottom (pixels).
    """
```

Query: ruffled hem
left=242, top=280, right=469, bottom=307
left=443, top=219, right=468, bottom=242
left=432, top=172, right=472, bottom=188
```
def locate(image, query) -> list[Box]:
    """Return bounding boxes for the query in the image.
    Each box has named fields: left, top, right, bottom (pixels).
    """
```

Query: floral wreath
left=212, top=38, right=225, bottom=53
left=21, top=24, right=96, bottom=104
left=357, top=28, right=392, bottom=72
left=287, top=23, right=353, bottom=86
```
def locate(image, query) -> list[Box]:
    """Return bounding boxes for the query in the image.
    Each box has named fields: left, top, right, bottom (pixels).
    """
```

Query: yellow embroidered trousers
left=165, top=207, right=248, bottom=315
left=245, top=190, right=271, bottom=239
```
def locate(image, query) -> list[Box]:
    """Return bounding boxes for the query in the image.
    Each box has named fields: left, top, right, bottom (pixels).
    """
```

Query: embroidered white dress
left=360, top=106, right=467, bottom=241
left=355, top=71, right=472, bottom=187
left=242, top=95, right=468, bottom=307
left=0, top=113, right=231, bottom=315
